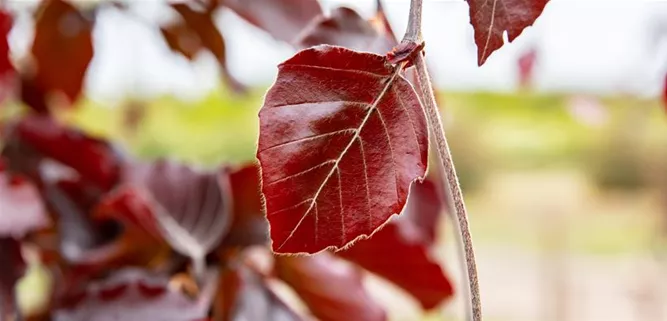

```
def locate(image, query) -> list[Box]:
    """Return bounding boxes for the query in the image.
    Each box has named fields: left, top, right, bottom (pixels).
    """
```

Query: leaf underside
left=295, top=7, right=394, bottom=54
left=220, top=0, right=323, bottom=44
left=274, top=253, right=386, bottom=321
left=467, top=0, right=548, bottom=65
left=257, top=45, right=428, bottom=254
left=339, top=179, right=454, bottom=310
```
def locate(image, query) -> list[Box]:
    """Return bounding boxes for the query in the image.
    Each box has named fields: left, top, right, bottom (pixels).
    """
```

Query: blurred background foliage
left=6, top=88, right=667, bottom=321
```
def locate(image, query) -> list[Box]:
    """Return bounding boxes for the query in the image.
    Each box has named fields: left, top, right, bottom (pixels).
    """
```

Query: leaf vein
left=265, top=159, right=337, bottom=186
left=269, top=100, right=370, bottom=110
left=283, top=63, right=388, bottom=79
left=356, top=136, right=372, bottom=231
left=374, top=105, right=400, bottom=202
left=259, top=128, right=357, bottom=153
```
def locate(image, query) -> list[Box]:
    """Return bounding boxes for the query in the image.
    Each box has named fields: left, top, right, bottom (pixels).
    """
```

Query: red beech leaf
left=0, top=238, right=26, bottom=320
left=123, top=160, right=233, bottom=271
left=338, top=179, right=454, bottom=310
left=0, top=164, right=50, bottom=238
left=219, top=0, right=322, bottom=44
left=9, top=115, right=121, bottom=191
left=517, top=47, right=537, bottom=90
left=91, top=186, right=173, bottom=267
left=294, top=7, right=394, bottom=54
left=162, top=3, right=246, bottom=93
left=53, top=268, right=219, bottom=321
left=28, top=0, right=94, bottom=109
left=274, top=254, right=386, bottom=321
left=369, top=0, right=397, bottom=43
left=95, top=186, right=162, bottom=239
left=401, top=178, right=442, bottom=245
left=467, top=0, right=548, bottom=65
left=0, top=9, right=15, bottom=105
left=19, top=76, right=50, bottom=114
left=219, top=163, right=268, bottom=249
left=257, top=45, right=428, bottom=254
left=214, top=265, right=302, bottom=321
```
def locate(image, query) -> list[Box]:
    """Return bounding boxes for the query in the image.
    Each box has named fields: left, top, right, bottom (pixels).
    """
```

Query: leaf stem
left=402, top=0, right=482, bottom=319
left=403, top=0, right=423, bottom=42
left=414, top=53, right=482, bottom=321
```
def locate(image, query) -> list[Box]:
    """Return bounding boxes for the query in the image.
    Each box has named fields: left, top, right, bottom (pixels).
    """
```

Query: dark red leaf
left=339, top=223, right=454, bottom=310
left=0, top=9, right=15, bottom=105
left=517, top=47, right=537, bottom=90
left=220, top=163, right=268, bottom=249
left=19, top=76, right=50, bottom=114
left=1, top=125, right=44, bottom=181
left=95, top=186, right=162, bottom=239
left=467, top=0, right=548, bottom=65
left=54, top=268, right=219, bottom=321
left=401, top=178, right=442, bottom=245
left=10, top=115, right=121, bottom=191
left=369, top=0, right=397, bottom=43
left=214, top=265, right=302, bottom=321
left=257, top=45, right=428, bottom=254
left=72, top=185, right=173, bottom=267
left=0, top=238, right=26, bottom=320
left=294, top=7, right=394, bottom=54
left=0, top=162, right=50, bottom=238
left=27, top=0, right=94, bottom=109
left=220, top=0, right=322, bottom=44
left=274, top=253, right=386, bottom=321
left=122, top=160, right=232, bottom=271
left=338, top=179, right=454, bottom=310
left=162, top=3, right=245, bottom=93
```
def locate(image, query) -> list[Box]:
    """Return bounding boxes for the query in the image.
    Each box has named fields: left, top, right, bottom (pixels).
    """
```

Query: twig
left=402, top=0, right=482, bottom=320
left=415, top=53, right=482, bottom=321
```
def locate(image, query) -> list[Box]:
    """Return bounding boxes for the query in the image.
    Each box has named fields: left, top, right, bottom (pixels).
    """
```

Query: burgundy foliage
left=0, top=0, right=551, bottom=319
left=274, top=254, right=386, bottom=321
left=0, top=238, right=25, bottom=319
left=215, top=264, right=302, bottom=321
left=339, top=180, right=453, bottom=310
left=295, top=7, right=394, bottom=54
left=220, top=164, right=268, bottom=248
left=517, top=47, right=537, bottom=90
left=7, top=115, right=121, bottom=190
left=0, top=162, right=50, bottom=237
left=161, top=3, right=246, bottom=93
left=121, top=160, right=233, bottom=265
left=0, top=9, right=14, bottom=104
left=258, top=45, right=428, bottom=254
left=467, top=0, right=549, bottom=65
left=219, top=0, right=323, bottom=43
left=53, top=268, right=219, bottom=321
left=24, top=0, right=94, bottom=111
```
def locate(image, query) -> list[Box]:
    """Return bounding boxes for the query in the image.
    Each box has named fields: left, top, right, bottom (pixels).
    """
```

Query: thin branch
left=437, top=168, right=473, bottom=321
left=401, top=0, right=482, bottom=319
left=403, top=0, right=423, bottom=42
left=413, top=52, right=482, bottom=321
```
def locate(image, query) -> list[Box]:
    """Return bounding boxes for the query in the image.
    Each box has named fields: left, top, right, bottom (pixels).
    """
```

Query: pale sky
left=7, top=0, right=667, bottom=101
